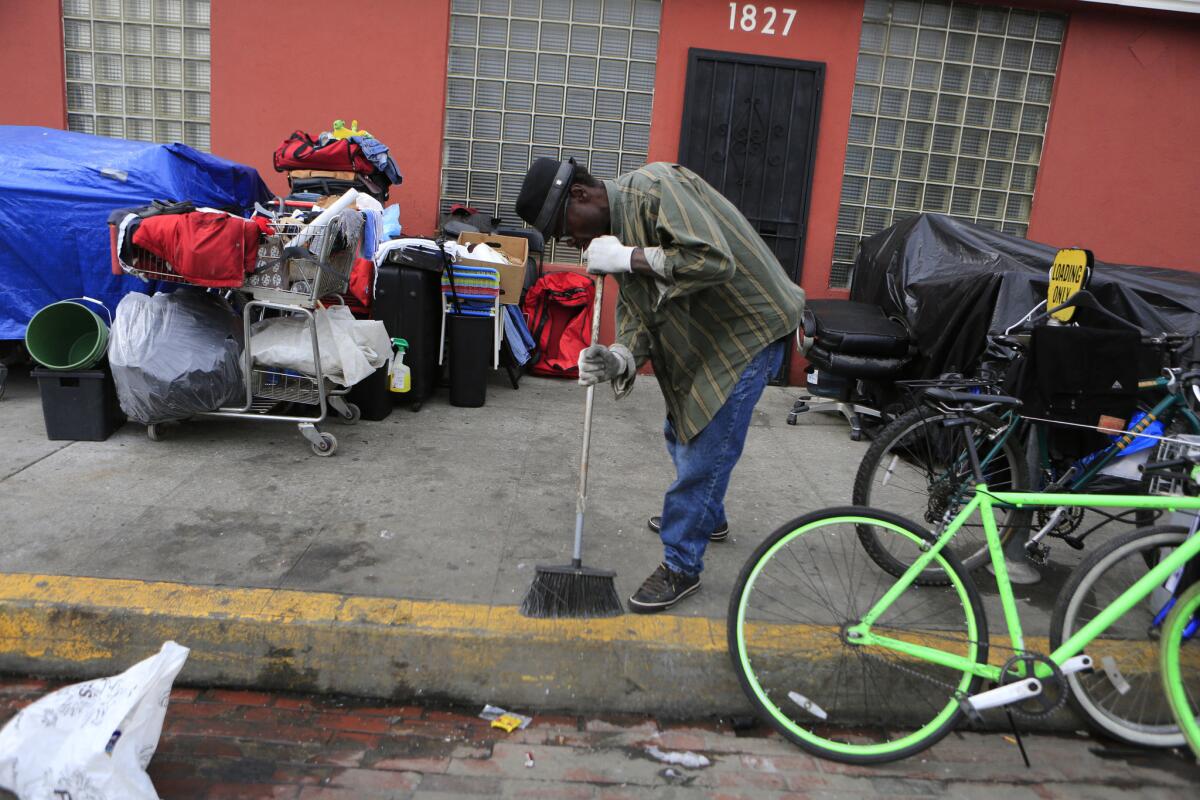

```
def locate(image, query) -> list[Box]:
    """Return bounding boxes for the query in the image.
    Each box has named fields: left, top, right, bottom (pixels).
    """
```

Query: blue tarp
left=0, top=126, right=271, bottom=339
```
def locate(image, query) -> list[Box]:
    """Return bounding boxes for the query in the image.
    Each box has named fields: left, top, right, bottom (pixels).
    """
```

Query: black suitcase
left=374, top=246, right=445, bottom=411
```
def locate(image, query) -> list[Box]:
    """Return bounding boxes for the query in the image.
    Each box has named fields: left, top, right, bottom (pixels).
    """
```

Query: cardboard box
left=455, top=232, right=529, bottom=305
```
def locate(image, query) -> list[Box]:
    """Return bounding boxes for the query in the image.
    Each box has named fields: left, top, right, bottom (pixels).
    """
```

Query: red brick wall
left=0, top=1, right=66, bottom=128
left=1028, top=4, right=1200, bottom=271
left=210, top=0, right=451, bottom=237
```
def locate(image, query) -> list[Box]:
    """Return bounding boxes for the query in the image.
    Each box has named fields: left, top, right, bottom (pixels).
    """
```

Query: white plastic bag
left=0, top=641, right=189, bottom=800
left=250, top=305, right=390, bottom=387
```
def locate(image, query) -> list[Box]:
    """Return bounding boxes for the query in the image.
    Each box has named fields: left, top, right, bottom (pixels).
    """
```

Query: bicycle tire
left=1160, top=580, right=1200, bottom=760
left=1050, top=525, right=1190, bottom=747
left=853, top=407, right=1032, bottom=582
left=728, top=506, right=989, bottom=764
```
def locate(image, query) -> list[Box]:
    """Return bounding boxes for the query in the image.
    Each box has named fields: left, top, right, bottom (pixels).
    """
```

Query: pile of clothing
left=273, top=120, right=402, bottom=203
left=109, top=200, right=272, bottom=287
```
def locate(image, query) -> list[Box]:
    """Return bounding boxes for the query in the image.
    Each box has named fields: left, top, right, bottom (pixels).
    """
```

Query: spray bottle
left=389, top=338, right=411, bottom=394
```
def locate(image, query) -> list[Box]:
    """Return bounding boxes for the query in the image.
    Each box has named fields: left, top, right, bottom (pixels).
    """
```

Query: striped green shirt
left=605, top=163, right=806, bottom=442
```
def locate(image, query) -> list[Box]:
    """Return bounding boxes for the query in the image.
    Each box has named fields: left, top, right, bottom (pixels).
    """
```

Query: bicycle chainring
left=1037, top=506, right=1084, bottom=538
left=999, top=653, right=1067, bottom=720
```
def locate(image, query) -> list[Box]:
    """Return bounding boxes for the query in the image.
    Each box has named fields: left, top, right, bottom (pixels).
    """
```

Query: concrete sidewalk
left=0, top=366, right=1094, bottom=719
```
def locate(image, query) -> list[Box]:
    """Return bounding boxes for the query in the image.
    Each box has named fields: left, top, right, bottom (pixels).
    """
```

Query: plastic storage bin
left=32, top=366, right=125, bottom=441
left=447, top=315, right=493, bottom=408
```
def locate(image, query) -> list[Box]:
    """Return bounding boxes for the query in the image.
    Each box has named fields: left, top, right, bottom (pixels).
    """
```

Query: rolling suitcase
left=375, top=245, right=446, bottom=411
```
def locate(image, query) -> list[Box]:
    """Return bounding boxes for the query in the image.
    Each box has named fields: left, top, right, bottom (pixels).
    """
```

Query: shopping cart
left=108, top=212, right=364, bottom=456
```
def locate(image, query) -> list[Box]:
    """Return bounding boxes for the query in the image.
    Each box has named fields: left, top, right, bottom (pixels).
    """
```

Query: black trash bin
left=346, top=363, right=393, bottom=421
left=447, top=314, right=493, bottom=408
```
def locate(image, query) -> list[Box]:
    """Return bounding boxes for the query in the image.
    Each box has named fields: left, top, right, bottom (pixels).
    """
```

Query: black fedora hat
left=516, top=157, right=575, bottom=238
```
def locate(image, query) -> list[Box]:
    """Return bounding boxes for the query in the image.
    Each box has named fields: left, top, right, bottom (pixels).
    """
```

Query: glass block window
left=63, top=0, right=211, bottom=151
left=441, top=0, right=660, bottom=262
left=832, top=0, right=1066, bottom=288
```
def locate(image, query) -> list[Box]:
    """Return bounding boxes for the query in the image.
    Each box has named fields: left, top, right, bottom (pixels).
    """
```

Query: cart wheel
left=341, top=402, right=361, bottom=425
left=311, top=432, right=338, bottom=457
left=147, top=424, right=162, bottom=442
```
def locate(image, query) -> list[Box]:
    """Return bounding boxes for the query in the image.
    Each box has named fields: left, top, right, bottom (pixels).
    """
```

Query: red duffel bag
left=273, top=130, right=376, bottom=174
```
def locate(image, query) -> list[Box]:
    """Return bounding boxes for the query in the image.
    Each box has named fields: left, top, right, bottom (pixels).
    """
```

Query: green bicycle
left=1162, top=581, right=1200, bottom=759
left=730, top=386, right=1200, bottom=764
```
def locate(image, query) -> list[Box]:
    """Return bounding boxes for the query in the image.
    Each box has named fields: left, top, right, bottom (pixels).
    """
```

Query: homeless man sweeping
left=517, top=158, right=805, bottom=613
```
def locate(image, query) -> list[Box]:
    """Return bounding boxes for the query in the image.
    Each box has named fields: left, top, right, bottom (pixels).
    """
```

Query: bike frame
left=846, top=486, right=1200, bottom=683
left=1043, top=383, right=1200, bottom=491
left=969, top=379, right=1200, bottom=502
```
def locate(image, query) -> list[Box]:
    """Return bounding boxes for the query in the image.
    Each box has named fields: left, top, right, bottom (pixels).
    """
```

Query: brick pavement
left=0, top=679, right=1195, bottom=799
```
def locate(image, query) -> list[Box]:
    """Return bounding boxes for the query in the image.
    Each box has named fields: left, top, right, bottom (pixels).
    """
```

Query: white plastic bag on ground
left=0, top=641, right=189, bottom=800
left=250, top=305, right=390, bottom=387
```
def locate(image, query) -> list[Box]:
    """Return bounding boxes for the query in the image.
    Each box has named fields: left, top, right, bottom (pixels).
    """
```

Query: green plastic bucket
left=24, top=299, right=111, bottom=371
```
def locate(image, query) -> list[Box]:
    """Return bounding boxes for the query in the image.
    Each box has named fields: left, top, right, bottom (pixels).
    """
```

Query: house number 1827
left=728, top=4, right=797, bottom=36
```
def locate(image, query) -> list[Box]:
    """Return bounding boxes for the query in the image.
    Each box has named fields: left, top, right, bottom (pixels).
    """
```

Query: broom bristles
left=520, top=564, right=623, bottom=618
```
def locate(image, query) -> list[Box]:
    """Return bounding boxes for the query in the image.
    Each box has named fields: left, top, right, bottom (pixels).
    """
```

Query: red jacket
left=130, top=211, right=260, bottom=288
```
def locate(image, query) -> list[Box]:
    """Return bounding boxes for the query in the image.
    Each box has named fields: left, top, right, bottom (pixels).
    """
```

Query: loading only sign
left=1047, top=247, right=1093, bottom=322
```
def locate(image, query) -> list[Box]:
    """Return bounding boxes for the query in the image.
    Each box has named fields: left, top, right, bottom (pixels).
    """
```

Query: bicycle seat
left=922, top=387, right=1023, bottom=412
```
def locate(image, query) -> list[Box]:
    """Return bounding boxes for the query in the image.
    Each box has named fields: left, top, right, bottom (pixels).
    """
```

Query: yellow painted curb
left=0, top=572, right=726, bottom=660
left=0, top=572, right=1172, bottom=716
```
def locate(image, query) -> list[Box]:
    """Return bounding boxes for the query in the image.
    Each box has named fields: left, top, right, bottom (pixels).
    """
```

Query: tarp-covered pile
left=850, top=214, right=1200, bottom=378
left=0, top=126, right=271, bottom=339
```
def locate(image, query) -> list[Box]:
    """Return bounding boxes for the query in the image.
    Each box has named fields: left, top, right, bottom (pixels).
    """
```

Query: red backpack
left=522, top=272, right=595, bottom=378
left=273, top=130, right=375, bottom=174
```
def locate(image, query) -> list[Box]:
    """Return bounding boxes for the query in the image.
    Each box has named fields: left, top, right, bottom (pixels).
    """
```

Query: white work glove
left=583, top=235, right=634, bottom=274
left=577, top=343, right=634, bottom=386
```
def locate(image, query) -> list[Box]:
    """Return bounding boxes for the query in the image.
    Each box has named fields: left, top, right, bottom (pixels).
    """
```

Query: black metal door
left=679, top=48, right=823, bottom=283
left=678, top=49, right=823, bottom=382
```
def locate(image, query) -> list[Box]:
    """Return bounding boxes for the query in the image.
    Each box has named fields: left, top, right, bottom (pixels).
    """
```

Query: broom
left=520, top=274, right=623, bottom=618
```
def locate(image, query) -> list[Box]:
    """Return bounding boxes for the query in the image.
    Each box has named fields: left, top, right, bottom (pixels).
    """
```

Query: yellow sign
left=1047, top=248, right=1092, bottom=322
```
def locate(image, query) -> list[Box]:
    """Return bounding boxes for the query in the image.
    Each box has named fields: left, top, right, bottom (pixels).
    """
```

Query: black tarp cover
left=848, top=214, right=1200, bottom=378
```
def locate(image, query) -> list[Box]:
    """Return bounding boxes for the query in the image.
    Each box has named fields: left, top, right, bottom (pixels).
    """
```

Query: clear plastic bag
left=108, top=289, right=245, bottom=424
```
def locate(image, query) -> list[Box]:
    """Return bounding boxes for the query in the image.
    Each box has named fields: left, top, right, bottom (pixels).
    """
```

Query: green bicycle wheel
left=1161, top=581, right=1200, bottom=760
left=728, top=507, right=989, bottom=764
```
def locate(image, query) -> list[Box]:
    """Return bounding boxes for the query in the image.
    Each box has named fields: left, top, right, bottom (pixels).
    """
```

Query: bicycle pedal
left=1060, top=536, right=1086, bottom=551
left=786, top=412, right=799, bottom=426
left=956, top=691, right=985, bottom=724
left=1025, top=543, right=1050, bottom=566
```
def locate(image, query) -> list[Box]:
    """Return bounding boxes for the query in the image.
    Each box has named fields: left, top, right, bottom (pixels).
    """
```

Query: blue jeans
left=659, top=340, right=786, bottom=576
